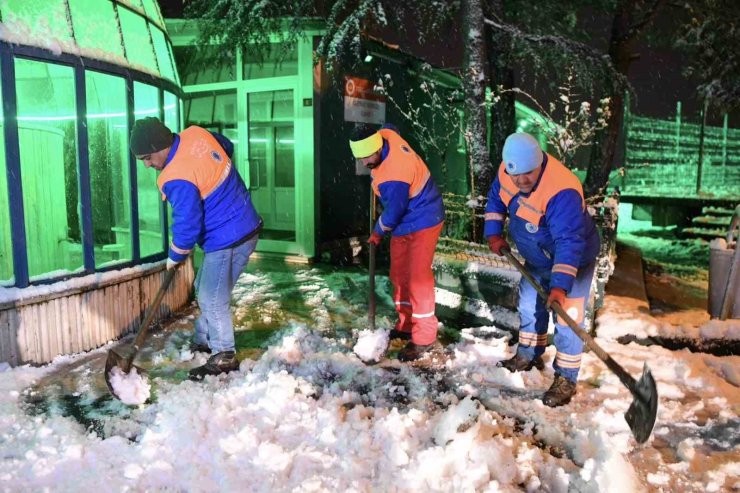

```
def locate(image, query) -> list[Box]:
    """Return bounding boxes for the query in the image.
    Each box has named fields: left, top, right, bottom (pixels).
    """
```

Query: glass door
left=246, top=90, right=296, bottom=241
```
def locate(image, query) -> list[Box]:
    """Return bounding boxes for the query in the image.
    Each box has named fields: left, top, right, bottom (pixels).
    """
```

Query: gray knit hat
left=130, top=117, right=173, bottom=155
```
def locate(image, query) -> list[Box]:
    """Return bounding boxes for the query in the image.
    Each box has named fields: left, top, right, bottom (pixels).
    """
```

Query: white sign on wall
left=343, top=76, right=386, bottom=125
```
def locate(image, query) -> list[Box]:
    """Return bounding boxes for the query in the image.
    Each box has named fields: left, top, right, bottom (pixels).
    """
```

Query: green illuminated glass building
left=0, top=0, right=181, bottom=288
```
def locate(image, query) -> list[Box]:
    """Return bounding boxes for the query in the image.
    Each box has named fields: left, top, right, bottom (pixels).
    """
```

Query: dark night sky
left=157, top=0, right=732, bottom=126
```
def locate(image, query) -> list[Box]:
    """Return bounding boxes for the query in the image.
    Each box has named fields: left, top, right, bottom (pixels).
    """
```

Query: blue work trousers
left=516, top=260, right=596, bottom=382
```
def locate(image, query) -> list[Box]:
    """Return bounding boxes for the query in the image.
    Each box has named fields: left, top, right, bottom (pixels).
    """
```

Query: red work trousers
left=390, top=222, right=443, bottom=345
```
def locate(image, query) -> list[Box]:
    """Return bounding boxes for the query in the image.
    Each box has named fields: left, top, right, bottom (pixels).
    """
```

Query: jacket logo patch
left=525, top=222, right=538, bottom=233
left=211, top=150, right=222, bottom=162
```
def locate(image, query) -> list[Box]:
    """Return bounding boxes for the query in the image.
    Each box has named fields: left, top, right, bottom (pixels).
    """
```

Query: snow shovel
left=368, top=242, right=376, bottom=331
left=104, top=267, right=177, bottom=400
left=502, top=248, right=658, bottom=443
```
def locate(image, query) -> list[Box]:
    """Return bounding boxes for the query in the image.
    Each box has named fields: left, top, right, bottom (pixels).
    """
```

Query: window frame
left=0, top=42, right=181, bottom=288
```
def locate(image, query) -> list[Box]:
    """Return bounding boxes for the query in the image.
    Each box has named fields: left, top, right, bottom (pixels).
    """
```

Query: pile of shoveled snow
left=1, top=295, right=737, bottom=491
left=108, top=366, right=151, bottom=406
left=353, top=328, right=389, bottom=363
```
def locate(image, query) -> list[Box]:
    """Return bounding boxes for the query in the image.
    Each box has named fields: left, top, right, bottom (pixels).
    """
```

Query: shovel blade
left=624, top=363, right=659, bottom=443
left=104, top=348, right=145, bottom=402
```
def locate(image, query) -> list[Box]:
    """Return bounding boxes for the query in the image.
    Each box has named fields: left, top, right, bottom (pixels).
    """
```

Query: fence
left=623, top=104, right=740, bottom=198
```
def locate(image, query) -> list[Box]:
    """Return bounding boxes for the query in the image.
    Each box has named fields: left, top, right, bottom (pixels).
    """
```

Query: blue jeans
left=193, top=236, right=258, bottom=353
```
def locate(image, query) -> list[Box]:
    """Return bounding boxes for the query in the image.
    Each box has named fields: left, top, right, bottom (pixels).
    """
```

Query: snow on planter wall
left=0, top=263, right=194, bottom=366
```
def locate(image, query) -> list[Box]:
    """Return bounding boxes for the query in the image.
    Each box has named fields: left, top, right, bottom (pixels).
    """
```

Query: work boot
left=188, top=351, right=240, bottom=380
left=398, top=341, right=437, bottom=362
left=497, top=354, right=544, bottom=372
left=389, top=329, right=412, bottom=341
left=542, top=375, right=577, bottom=407
left=189, top=342, right=211, bottom=354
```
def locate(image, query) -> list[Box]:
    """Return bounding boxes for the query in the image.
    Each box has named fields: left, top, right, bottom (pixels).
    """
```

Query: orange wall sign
left=343, top=76, right=386, bottom=124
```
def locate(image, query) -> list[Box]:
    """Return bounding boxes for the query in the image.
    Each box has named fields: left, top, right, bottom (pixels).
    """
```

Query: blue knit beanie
left=502, top=132, right=543, bottom=175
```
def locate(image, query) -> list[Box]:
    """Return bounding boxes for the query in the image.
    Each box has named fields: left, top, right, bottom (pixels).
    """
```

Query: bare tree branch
left=483, top=16, right=630, bottom=92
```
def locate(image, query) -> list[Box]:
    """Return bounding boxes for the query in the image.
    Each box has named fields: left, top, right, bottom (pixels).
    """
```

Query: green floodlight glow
left=18, top=104, right=176, bottom=121
left=17, top=115, right=77, bottom=122
left=364, top=54, right=374, bottom=63
left=134, top=107, right=160, bottom=116
left=624, top=113, right=740, bottom=197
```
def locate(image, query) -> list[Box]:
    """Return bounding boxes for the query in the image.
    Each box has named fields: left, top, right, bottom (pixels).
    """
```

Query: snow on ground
left=616, top=203, right=710, bottom=281
left=597, top=288, right=740, bottom=342
left=0, top=263, right=737, bottom=492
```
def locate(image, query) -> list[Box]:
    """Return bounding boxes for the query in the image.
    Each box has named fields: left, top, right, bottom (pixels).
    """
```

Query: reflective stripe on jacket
left=484, top=154, right=600, bottom=292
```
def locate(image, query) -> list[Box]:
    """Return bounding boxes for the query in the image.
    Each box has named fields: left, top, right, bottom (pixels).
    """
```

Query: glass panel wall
left=14, top=59, right=82, bottom=279
left=150, top=26, right=176, bottom=82
left=141, top=0, right=165, bottom=28
left=134, top=82, right=165, bottom=258
left=0, top=0, right=180, bottom=286
left=173, top=46, right=235, bottom=85
left=164, top=91, right=178, bottom=131
left=86, top=70, right=130, bottom=267
left=1, top=0, right=72, bottom=44
left=247, top=90, right=295, bottom=240
left=0, top=83, right=12, bottom=285
left=118, top=7, right=157, bottom=71
left=68, top=0, right=123, bottom=58
left=243, top=42, right=297, bottom=80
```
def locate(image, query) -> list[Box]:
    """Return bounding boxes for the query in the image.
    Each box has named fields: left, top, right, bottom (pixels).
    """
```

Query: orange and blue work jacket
left=371, top=127, right=444, bottom=237
left=484, top=154, right=600, bottom=292
left=157, top=126, right=262, bottom=262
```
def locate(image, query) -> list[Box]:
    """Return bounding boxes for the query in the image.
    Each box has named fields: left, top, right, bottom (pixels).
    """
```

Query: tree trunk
left=462, top=0, right=491, bottom=241
left=485, top=0, right=516, bottom=183
left=584, top=0, right=664, bottom=198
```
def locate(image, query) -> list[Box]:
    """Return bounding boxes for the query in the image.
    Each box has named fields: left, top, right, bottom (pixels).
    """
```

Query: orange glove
left=487, top=235, right=510, bottom=256
left=368, top=232, right=382, bottom=246
left=546, top=288, right=566, bottom=309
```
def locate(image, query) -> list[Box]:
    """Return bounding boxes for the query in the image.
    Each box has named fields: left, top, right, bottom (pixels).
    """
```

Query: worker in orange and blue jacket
left=130, top=117, right=262, bottom=380
left=349, top=124, right=445, bottom=361
left=485, top=132, right=600, bottom=407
